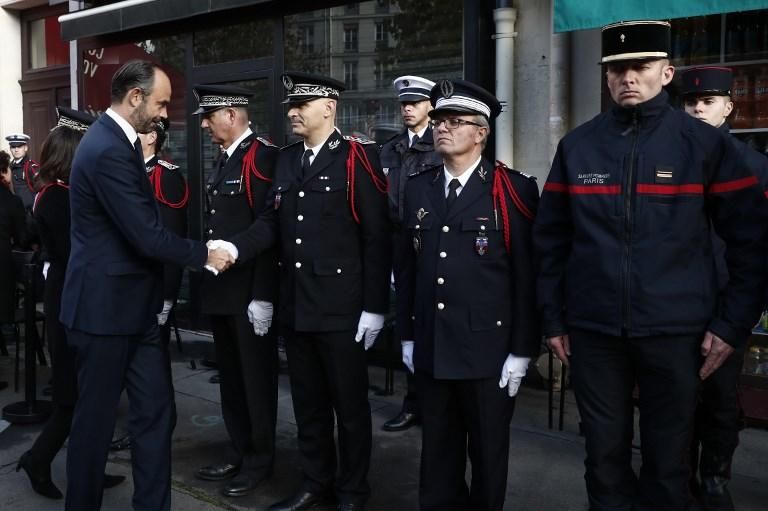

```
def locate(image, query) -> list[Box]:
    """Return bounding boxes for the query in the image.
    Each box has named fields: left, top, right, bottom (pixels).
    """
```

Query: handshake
left=205, top=240, right=239, bottom=274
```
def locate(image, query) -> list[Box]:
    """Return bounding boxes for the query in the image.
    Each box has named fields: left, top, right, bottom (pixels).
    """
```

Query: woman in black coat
left=16, top=110, right=124, bottom=499
left=0, top=150, right=26, bottom=328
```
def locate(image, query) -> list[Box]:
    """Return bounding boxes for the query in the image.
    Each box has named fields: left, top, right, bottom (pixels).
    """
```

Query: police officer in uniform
left=224, top=72, right=391, bottom=511
left=6, top=133, right=38, bottom=212
left=535, top=21, right=768, bottom=511
left=395, top=80, right=539, bottom=511
left=680, top=66, right=768, bottom=511
left=380, top=75, right=442, bottom=432
left=138, top=117, right=189, bottom=343
left=193, top=84, right=280, bottom=497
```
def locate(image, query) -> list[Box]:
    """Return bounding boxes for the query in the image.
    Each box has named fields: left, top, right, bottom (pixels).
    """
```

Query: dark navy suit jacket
left=61, top=112, right=207, bottom=336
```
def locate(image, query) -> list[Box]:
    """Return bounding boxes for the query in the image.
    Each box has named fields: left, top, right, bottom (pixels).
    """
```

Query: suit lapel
left=427, top=169, right=448, bottom=220
left=302, top=130, right=343, bottom=184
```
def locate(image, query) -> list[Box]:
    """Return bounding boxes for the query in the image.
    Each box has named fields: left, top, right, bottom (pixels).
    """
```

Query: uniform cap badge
left=620, top=33, right=626, bottom=43
left=439, top=79, right=454, bottom=99
left=282, top=74, right=295, bottom=91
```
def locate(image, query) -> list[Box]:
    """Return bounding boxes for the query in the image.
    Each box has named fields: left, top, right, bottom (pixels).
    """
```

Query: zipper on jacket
left=622, top=109, right=640, bottom=332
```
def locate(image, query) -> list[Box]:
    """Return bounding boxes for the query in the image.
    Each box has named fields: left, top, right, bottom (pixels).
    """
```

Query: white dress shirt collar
left=408, top=125, right=428, bottom=146
left=225, top=127, right=253, bottom=158
left=105, top=107, right=138, bottom=145
left=443, top=156, right=482, bottom=197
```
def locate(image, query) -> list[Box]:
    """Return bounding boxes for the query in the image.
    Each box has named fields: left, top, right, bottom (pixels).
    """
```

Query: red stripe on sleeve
left=543, top=183, right=620, bottom=195
left=636, top=183, right=704, bottom=195
left=708, top=175, right=758, bottom=194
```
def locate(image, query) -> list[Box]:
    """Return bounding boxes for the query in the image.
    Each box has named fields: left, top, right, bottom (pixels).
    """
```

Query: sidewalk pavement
left=1, top=331, right=766, bottom=510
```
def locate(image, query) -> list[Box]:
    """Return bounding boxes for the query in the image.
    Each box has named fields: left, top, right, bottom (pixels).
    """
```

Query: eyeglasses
left=429, top=117, right=483, bottom=130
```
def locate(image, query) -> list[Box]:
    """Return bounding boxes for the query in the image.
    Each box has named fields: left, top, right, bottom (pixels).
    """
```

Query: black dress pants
left=691, top=347, right=744, bottom=478
left=210, top=314, right=278, bottom=478
left=416, top=373, right=515, bottom=511
left=284, top=329, right=372, bottom=506
left=569, top=329, right=701, bottom=511
left=65, top=327, right=175, bottom=511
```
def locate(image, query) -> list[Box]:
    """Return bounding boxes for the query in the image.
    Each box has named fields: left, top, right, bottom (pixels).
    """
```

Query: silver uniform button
left=295, top=262, right=302, bottom=268
left=213, top=190, right=218, bottom=195
left=210, top=209, right=216, bottom=214
left=439, top=251, right=447, bottom=258
left=299, top=191, right=305, bottom=197
left=442, top=225, right=449, bottom=232
left=437, top=303, right=445, bottom=310
left=296, top=238, right=302, bottom=244
left=336, top=268, right=342, bottom=274
left=298, top=215, right=304, bottom=221
left=480, top=225, right=486, bottom=231
left=325, top=186, right=331, bottom=191
left=437, top=277, right=445, bottom=285
left=496, top=320, right=502, bottom=326
left=208, top=229, right=213, bottom=234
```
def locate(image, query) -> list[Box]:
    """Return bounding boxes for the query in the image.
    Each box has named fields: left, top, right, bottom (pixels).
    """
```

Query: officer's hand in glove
left=157, top=300, right=174, bottom=326
left=498, top=354, right=531, bottom=397
left=401, top=340, right=415, bottom=373
left=355, top=311, right=385, bottom=350
left=247, top=300, right=273, bottom=336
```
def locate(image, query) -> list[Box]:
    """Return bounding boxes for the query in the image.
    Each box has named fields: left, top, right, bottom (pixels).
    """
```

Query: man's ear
left=129, top=87, right=144, bottom=108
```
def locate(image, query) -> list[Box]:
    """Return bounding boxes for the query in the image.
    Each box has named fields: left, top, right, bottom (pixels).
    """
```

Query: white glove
left=498, top=354, right=531, bottom=397
left=157, top=299, right=173, bottom=326
left=42, top=261, right=50, bottom=280
left=401, top=340, right=414, bottom=373
left=205, top=239, right=239, bottom=275
left=247, top=300, right=273, bottom=336
left=355, top=311, right=385, bottom=350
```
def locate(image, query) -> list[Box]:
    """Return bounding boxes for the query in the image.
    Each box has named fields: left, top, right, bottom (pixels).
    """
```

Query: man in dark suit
left=192, top=84, right=280, bottom=498
left=379, top=74, right=442, bottom=432
left=223, top=72, right=391, bottom=511
left=60, top=60, right=233, bottom=511
left=394, top=80, right=539, bottom=511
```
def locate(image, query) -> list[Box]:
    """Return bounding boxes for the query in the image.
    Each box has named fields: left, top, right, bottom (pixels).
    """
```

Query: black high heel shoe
left=16, top=451, right=63, bottom=500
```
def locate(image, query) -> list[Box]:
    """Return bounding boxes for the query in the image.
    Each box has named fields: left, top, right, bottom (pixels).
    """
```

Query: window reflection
left=284, top=0, right=462, bottom=140
left=193, top=18, right=274, bottom=66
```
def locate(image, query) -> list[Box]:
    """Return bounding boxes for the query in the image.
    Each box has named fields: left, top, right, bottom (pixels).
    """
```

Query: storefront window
left=284, top=0, right=463, bottom=140
left=193, top=18, right=274, bottom=66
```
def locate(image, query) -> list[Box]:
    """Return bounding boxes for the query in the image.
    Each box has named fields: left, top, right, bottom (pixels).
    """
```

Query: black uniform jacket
left=534, top=91, right=768, bottom=348
left=10, top=155, right=39, bottom=211
left=229, top=130, right=392, bottom=332
left=0, top=186, right=26, bottom=322
left=380, top=127, right=443, bottom=224
left=395, top=159, right=540, bottom=379
left=146, top=156, right=189, bottom=302
left=201, top=132, right=279, bottom=315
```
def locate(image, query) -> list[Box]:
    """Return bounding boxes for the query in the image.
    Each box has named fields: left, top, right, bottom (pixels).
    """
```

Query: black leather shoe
left=338, top=504, right=365, bottom=511
left=196, top=462, right=240, bottom=481
left=109, top=434, right=131, bottom=451
left=16, top=451, right=62, bottom=500
left=382, top=411, right=419, bottom=432
left=268, top=490, right=333, bottom=510
left=222, top=473, right=263, bottom=497
left=103, top=474, right=126, bottom=489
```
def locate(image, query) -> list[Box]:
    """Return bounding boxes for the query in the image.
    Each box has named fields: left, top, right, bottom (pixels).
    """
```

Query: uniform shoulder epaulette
left=280, top=140, right=303, bottom=152
left=256, top=136, right=278, bottom=148
left=343, top=135, right=375, bottom=145
left=497, top=161, right=536, bottom=181
left=157, top=159, right=179, bottom=170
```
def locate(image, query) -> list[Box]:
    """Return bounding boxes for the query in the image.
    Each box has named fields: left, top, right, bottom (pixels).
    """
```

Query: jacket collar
left=610, top=90, right=670, bottom=126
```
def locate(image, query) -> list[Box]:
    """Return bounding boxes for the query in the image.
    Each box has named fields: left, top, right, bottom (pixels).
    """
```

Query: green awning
left=554, top=0, right=768, bottom=32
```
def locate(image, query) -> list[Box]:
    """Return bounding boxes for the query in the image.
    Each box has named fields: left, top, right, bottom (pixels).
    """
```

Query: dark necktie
left=410, top=135, right=419, bottom=148
left=133, top=139, right=143, bottom=159
left=446, top=178, right=460, bottom=210
left=301, top=149, right=313, bottom=175
left=219, top=152, right=229, bottom=170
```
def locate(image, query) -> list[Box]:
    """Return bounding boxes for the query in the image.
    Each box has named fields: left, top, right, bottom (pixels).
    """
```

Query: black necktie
left=410, top=135, right=419, bottom=148
left=133, top=139, right=143, bottom=159
left=219, top=152, right=229, bottom=170
left=446, top=178, right=460, bottom=210
left=301, top=149, right=313, bottom=175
